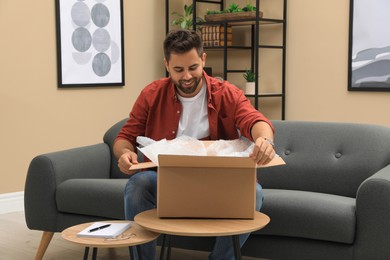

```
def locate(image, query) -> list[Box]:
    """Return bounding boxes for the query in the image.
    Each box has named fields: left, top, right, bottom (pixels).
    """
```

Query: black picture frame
left=55, top=0, right=125, bottom=88
left=348, top=0, right=390, bottom=91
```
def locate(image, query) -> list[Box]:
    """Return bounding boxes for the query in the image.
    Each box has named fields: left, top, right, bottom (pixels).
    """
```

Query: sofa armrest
left=354, top=164, right=390, bottom=259
left=24, top=143, right=111, bottom=232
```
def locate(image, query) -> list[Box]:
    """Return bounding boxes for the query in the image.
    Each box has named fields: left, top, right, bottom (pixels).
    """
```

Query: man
left=114, top=29, right=275, bottom=260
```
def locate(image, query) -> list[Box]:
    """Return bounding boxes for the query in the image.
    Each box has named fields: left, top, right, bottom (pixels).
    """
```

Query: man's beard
left=173, top=77, right=202, bottom=95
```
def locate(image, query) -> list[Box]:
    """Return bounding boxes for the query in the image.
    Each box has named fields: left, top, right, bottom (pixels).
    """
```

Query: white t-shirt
left=176, top=79, right=210, bottom=139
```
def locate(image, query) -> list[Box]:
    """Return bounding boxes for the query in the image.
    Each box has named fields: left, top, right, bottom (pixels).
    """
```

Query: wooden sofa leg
left=35, top=231, right=54, bottom=260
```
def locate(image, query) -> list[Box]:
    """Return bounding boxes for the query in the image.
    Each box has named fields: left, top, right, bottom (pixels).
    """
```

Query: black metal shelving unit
left=165, top=0, right=286, bottom=120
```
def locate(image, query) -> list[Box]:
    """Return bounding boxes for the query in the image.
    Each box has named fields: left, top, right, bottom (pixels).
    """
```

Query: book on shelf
left=202, top=33, right=233, bottom=41
left=201, top=25, right=233, bottom=47
left=203, top=40, right=232, bottom=47
left=201, top=25, right=232, bottom=34
left=77, top=222, right=132, bottom=238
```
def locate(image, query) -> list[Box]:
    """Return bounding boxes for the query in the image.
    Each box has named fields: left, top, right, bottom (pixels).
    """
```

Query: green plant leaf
left=171, top=3, right=202, bottom=31
left=228, top=3, right=239, bottom=12
left=185, top=4, right=193, bottom=16
left=243, top=70, right=256, bottom=82
left=243, top=3, right=257, bottom=12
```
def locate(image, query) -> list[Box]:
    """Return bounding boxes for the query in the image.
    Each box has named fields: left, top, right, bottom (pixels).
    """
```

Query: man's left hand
left=250, top=137, right=275, bottom=165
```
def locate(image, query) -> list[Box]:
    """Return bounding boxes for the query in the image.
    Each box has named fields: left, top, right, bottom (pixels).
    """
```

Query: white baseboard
left=0, top=191, right=24, bottom=214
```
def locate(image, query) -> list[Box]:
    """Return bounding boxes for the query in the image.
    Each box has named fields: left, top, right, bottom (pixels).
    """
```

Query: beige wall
left=1, top=0, right=390, bottom=194
left=287, top=0, right=390, bottom=125
left=0, top=0, right=165, bottom=193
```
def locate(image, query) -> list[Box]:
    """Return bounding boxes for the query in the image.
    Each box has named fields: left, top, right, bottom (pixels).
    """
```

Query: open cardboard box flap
left=130, top=154, right=285, bottom=171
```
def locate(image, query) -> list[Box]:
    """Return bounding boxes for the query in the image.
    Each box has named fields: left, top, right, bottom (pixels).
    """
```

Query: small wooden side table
left=134, top=209, right=270, bottom=260
left=62, top=220, right=159, bottom=260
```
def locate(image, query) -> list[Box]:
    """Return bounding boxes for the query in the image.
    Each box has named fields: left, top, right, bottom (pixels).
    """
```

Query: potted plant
left=205, top=3, right=262, bottom=22
left=242, top=3, right=257, bottom=12
left=243, top=70, right=256, bottom=94
left=171, top=3, right=204, bottom=30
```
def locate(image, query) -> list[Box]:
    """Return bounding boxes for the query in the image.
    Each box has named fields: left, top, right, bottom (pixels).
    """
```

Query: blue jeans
left=124, top=170, right=264, bottom=260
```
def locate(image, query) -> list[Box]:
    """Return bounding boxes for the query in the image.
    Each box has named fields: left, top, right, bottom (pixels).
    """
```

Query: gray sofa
left=25, top=119, right=390, bottom=259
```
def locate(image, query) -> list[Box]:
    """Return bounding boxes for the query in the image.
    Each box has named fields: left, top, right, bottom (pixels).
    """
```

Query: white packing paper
left=136, top=136, right=257, bottom=166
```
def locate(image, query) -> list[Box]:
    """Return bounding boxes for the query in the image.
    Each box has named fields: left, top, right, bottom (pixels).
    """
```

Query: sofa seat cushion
left=255, top=189, right=356, bottom=244
left=56, top=179, right=128, bottom=220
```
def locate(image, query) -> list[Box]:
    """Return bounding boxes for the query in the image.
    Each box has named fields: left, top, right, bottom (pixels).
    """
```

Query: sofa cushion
left=56, top=179, right=128, bottom=220
left=255, top=189, right=356, bottom=244
left=259, top=121, right=390, bottom=198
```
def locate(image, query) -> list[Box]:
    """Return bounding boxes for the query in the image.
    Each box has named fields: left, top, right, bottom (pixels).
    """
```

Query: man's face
left=165, top=48, right=206, bottom=98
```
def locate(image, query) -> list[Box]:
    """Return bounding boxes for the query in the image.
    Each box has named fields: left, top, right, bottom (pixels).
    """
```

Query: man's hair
left=163, top=29, right=204, bottom=62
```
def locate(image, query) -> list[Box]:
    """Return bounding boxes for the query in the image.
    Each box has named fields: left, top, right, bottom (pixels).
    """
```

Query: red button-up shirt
left=115, top=72, right=273, bottom=149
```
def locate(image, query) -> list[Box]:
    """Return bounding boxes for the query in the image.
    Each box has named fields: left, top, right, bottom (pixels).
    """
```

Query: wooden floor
left=0, top=211, right=264, bottom=260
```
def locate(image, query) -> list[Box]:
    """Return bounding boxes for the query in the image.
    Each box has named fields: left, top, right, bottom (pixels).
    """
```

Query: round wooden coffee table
left=62, top=220, right=159, bottom=260
left=134, top=209, right=270, bottom=260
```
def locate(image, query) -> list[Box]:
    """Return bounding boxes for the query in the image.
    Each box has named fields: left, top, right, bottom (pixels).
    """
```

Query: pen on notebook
left=88, top=224, right=111, bottom=233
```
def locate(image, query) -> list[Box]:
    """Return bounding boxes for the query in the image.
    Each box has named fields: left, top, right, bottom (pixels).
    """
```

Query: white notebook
left=77, top=222, right=132, bottom=238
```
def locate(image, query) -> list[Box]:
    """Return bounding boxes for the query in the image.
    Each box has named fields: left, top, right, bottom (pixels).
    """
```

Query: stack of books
left=201, top=25, right=233, bottom=47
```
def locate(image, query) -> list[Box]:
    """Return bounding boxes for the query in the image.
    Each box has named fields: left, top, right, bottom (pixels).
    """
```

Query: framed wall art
left=348, top=0, right=390, bottom=91
left=55, top=0, right=124, bottom=87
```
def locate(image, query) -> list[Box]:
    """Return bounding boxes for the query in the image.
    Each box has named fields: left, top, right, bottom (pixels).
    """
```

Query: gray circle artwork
left=71, top=2, right=90, bottom=27
left=92, top=28, right=111, bottom=52
left=72, top=52, right=92, bottom=65
left=71, top=0, right=113, bottom=78
left=72, top=27, right=92, bottom=52
left=92, top=53, right=111, bottom=76
left=91, top=3, right=110, bottom=28
left=110, top=41, right=120, bottom=64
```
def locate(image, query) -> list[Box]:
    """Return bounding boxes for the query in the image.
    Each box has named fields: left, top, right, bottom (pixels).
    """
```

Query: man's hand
left=114, top=139, right=140, bottom=175
left=250, top=137, right=275, bottom=165
left=117, top=150, right=139, bottom=175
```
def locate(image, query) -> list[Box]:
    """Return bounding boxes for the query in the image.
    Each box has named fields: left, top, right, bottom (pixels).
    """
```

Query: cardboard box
left=130, top=141, right=285, bottom=219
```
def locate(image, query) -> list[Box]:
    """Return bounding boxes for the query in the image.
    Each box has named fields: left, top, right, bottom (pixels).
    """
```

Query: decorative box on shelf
left=204, top=11, right=263, bottom=22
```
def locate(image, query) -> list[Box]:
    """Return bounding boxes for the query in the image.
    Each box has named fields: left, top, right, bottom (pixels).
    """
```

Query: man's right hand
left=117, top=150, right=139, bottom=175
left=113, top=139, right=139, bottom=175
